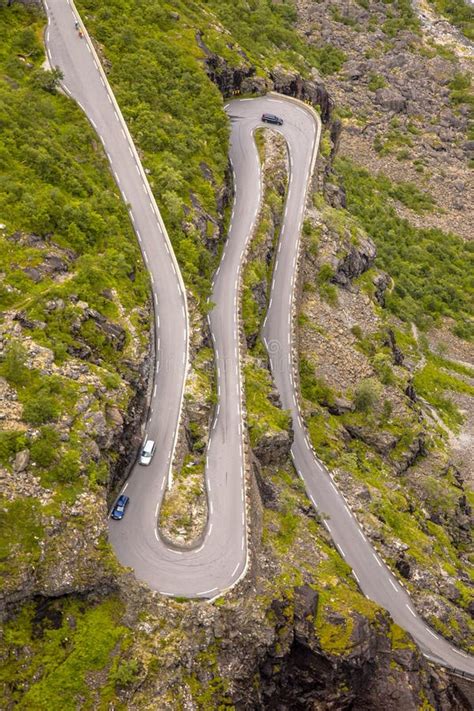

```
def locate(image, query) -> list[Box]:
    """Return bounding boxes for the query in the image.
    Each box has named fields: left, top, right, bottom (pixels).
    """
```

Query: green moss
left=245, top=361, right=291, bottom=448
left=0, top=498, right=44, bottom=584
left=319, top=132, right=332, bottom=158
left=0, top=597, right=128, bottom=708
left=390, top=623, right=416, bottom=650
left=314, top=590, right=359, bottom=656
left=184, top=642, right=233, bottom=709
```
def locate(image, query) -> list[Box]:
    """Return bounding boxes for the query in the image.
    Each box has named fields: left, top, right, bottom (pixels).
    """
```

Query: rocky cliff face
left=296, top=0, right=473, bottom=241
left=254, top=585, right=467, bottom=711
left=296, top=127, right=473, bottom=653
left=75, top=449, right=470, bottom=710
left=0, top=228, right=151, bottom=617
left=197, top=31, right=333, bottom=124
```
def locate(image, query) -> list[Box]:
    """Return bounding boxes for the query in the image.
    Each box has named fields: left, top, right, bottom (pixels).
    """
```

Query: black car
left=261, top=113, right=283, bottom=126
left=111, top=494, right=129, bottom=520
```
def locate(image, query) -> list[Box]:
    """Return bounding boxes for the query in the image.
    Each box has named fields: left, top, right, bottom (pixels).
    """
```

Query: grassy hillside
left=0, top=2, right=148, bottom=616
left=335, top=160, right=474, bottom=341
left=76, top=0, right=348, bottom=308
left=428, top=0, right=474, bottom=40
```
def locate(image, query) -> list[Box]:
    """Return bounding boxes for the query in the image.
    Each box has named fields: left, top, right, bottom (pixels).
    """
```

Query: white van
left=139, top=439, right=156, bottom=465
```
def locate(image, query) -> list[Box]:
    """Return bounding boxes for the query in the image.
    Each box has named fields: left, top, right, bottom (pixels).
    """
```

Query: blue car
left=111, top=494, right=129, bottom=520
left=262, top=113, right=283, bottom=126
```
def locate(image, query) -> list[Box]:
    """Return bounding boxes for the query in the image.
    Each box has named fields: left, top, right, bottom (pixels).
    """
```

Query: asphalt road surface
left=44, top=0, right=473, bottom=677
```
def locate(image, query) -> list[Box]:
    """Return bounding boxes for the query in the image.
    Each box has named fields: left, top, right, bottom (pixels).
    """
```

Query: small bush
left=30, top=427, right=60, bottom=468
left=1, top=341, right=29, bottom=386
left=110, top=659, right=140, bottom=689
left=32, top=67, right=63, bottom=94
left=318, top=263, right=335, bottom=283
left=368, top=74, right=387, bottom=92
left=354, top=379, right=379, bottom=412
left=51, top=450, right=81, bottom=483
left=0, top=431, right=27, bottom=466
left=22, top=392, right=59, bottom=426
left=300, top=359, right=335, bottom=406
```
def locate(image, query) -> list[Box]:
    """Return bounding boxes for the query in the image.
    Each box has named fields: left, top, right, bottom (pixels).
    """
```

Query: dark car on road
left=111, top=494, right=129, bottom=520
left=261, top=113, right=283, bottom=126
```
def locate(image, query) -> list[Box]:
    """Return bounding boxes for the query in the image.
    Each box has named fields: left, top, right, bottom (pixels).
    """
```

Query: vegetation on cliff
left=427, top=0, right=474, bottom=41
left=335, top=159, right=474, bottom=341
left=75, top=0, right=348, bottom=310
left=297, top=142, right=473, bottom=650
left=0, top=3, right=147, bottom=613
left=1, top=0, right=473, bottom=705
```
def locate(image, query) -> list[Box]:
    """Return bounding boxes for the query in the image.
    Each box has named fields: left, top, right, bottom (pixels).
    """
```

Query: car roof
left=143, top=439, right=155, bottom=452
left=116, top=494, right=129, bottom=505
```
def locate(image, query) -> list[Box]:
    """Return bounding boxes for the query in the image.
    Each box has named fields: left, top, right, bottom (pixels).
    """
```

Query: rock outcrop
left=374, top=87, right=407, bottom=113
left=373, top=271, right=392, bottom=307
left=253, top=428, right=294, bottom=467
left=331, top=235, right=377, bottom=287
left=196, top=34, right=334, bottom=123
left=270, top=67, right=333, bottom=123
left=250, top=585, right=469, bottom=710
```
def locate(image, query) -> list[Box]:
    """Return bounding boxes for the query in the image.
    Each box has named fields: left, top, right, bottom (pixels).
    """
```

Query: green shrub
left=1, top=341, right=29, bottom=386
left=449, top=72, right=473, bottom=108
left=109, top=659, right=140, bottom=689
left=368, top=74, right=387, bottom=91
left=318, top=263, right=335, bottom=283
left=0, top=431, right=28, bottom=466
left=373, top=352, right=395, bottom=385
left=32, top=67, right=63, bottom=94
left=354, top=379, right=379, bottom=412
left=300, top=359, right=336, bottom=406
left=30, top=427, right=60, bottom=468
left=315, top=45, right=347, bottom=75
left=381, top=0, right=420, bottom=36
left=388, top=182, right=436, bottom=213
left=51, top=450, right=82, bottom=483
left=22, top=389, right=60, bottom=426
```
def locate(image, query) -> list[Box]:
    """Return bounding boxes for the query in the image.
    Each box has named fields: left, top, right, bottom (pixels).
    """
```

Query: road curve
left=43, top=1, right=473, bottom=676
left=255, top=107, right=474, bottom=675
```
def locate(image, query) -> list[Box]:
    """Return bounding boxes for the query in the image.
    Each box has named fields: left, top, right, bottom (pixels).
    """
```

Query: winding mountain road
left=43, top=0, right=473, bottom=677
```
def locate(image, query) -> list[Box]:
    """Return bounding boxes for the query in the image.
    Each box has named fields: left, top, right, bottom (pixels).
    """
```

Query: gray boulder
left=331, top=236, right=377, bottom=287
left=374, top=87, right=406, bottom=113
left=14, top=450, right=30, bottom=473
left=254, top=429, right=293, bottom=466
